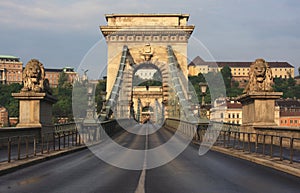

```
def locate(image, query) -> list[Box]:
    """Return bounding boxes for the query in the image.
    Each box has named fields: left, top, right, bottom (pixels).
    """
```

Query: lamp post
left=83, top=82, right=98, bottom=142
left=86, top=83, right=95, bottom=119
left=198, top=82, right=208, bottom=119
left=137, top=98, right=141, bottom=123
left=99, top=91, right=107, bottom=121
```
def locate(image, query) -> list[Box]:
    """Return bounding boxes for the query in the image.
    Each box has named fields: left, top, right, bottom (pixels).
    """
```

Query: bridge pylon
left=100, top=14, right=195, bottom=121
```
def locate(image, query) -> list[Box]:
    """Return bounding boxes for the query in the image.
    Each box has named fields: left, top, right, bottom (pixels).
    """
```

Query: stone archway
left=100, top=14, right=194, bottom=120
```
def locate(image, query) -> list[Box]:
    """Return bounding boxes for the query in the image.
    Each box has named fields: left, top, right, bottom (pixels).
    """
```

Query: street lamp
left=99, top=91, right=107, bottom=121
left=86, top=83, right=95, bottom=119
left=199, top=82, right=208, bottom=106
left=198, top=82, right=208, bottom=119
left=137, top=98, right=141, bottom=123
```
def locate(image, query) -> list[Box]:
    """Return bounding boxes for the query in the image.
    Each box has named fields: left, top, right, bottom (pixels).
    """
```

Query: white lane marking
left=134, top=123, right=149, bottom=193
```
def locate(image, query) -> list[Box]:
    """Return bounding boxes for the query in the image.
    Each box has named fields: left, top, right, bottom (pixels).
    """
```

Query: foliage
left=0, top=83, right=22, bottom=117
left=220, top=65, right=243, bottom=97
left=188, top=66, right=244, bottom=104
left=95, top=79, right=107, bottom=114
left=71, top=79, right=88, bottom=119
left=273, top=77, right=300, bottom=98
left=58, top=72, right=69, bottom=88
left=52, top=72, right=73, bottom=122
left=221, top=65, right=232, bottom=89
left=188, top=73, right=207, bottom=103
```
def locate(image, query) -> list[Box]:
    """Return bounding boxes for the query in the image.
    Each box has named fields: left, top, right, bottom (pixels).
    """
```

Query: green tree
left=58, top=72, right=69, bottom=88
left=72, top=80, right=88, bottom=119
left=188, top=73, right=208, bottom=103
left=95, top=79, right=107, bottom=114
left=221, top=65, right=232, bottom=89
left=0, top=83, right=22, bottom=117
left=273, top=77, right=298, bottom=98
left=52, top=72, right=73, bottom=122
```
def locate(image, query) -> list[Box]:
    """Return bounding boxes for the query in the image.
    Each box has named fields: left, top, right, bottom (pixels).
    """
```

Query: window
left=232, top=114, right=235, bottom=118
left=228, top=113, right=231, bottom=118
left=295, top=120, right=298, bottom=124
left=220, top=113, right=224, bottom=119
left=237, top=114, right=239, bottom=118
left=290, top=120, right=293, bottom=124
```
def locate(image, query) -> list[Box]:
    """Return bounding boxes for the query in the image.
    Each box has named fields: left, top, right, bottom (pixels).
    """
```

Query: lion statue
left=21, top=59, right=51, bottom=94
left=243, top=58, right=273, bottom=93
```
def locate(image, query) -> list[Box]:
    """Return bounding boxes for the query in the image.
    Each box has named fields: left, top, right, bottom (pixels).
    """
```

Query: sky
left=1, top=0, right=300, bottom=77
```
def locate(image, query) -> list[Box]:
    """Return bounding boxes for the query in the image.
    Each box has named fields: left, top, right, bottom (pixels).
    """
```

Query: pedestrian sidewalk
left=0, top=145, right=87, bottom=176
left=193, top=141, right=300, bottom=178
left=2, top=140, right=300, bottom=178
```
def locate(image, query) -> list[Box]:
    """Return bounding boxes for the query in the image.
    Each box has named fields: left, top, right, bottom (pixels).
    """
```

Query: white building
left=135, top=69, right=157, bottom=80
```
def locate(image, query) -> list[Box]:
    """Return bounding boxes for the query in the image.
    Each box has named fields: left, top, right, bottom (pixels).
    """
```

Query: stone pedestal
left=12, top=92, right=57, bottom=131
left=237, top=91, right=282, bottom=132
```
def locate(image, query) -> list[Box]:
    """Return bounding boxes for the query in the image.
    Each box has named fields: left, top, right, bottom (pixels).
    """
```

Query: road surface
left=1, top=123, right=300, bottom=193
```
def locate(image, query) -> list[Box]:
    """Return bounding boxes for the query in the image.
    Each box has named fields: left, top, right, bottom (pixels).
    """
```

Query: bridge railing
left=0, top=119, right=133, bottom=163
left=164, top=118, right=300, bottom=164
left=0, top=123, right=80, bottom=163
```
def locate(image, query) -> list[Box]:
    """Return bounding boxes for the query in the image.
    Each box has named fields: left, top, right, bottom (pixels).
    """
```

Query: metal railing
left=164, top=118, right=300, bottom=164
left=0, top=125, right=80, bottom=163
left=213, top=130, right=300, bottom=164
left=0, top=119, right=131, bottom=164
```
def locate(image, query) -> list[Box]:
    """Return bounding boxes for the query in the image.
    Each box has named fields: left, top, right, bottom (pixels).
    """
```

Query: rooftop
left=276, top=99, right=300, bottom=108
left=105, top=13, right=190, bottom=20
left=189, top=56, right=294, bottom=68
left=0, top=55, right=19, bottom=59
left=44, top=68, right=63, bottom=72
left=227, top=101, right=242, bottom=109
left=0, top=55, right=20, bottom=61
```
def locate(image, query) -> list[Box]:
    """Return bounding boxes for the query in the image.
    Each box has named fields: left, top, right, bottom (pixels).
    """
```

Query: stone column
left=12, top=92, right=57, bottom=133
left=237, top=91, right=282, bottom=132
left=12, top=59, right=57, bottom=134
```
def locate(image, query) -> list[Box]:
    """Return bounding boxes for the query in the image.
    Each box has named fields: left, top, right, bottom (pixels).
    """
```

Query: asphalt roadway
left=1, top=123, right=300, bottom=193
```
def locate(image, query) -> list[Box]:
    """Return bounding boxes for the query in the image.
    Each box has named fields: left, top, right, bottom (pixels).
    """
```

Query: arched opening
left=132, top=63, right=162, bottom=87
left=132, top=62, right=164, bottom=124
left=141, top=106, right=153, bottom=123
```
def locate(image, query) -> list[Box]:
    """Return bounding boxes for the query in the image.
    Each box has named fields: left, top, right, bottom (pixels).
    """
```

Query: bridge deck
left=1, top=124, right=300, bottom=193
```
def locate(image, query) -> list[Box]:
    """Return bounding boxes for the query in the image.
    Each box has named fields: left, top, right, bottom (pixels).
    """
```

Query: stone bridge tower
left=100, top=14, right=194, bottom=119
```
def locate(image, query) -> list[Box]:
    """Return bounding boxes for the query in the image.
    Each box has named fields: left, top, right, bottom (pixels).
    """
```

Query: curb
left=193, top=141, right=300, bottom=178
left=0, top=146, right=87, bottom=176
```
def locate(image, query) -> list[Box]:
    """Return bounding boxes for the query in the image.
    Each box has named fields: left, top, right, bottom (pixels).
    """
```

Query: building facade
left=210, top=97, right=300, bottom=127
left=0, top=55, right=23, bottom=84
left=210, top=98, right=243, bottom=124
left=276, top=99, right=300, bottom=127
left=135, top=68, right=158, bottom=80
left=45, top=67, right=77, bottom=88
left=188, top=56, right=294, bottom=87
